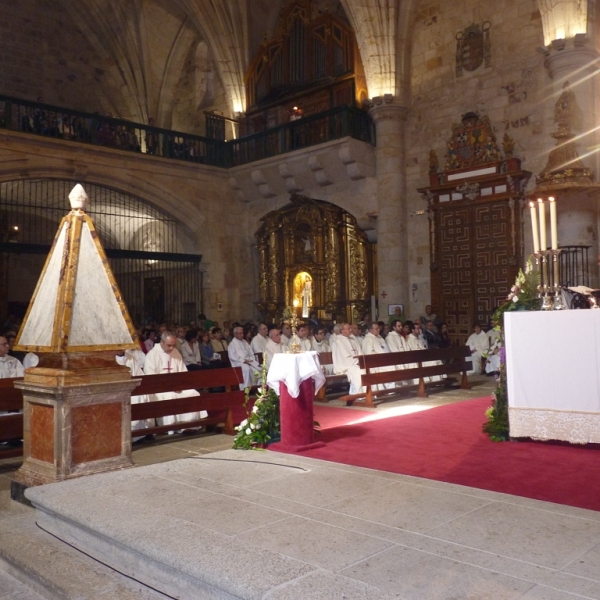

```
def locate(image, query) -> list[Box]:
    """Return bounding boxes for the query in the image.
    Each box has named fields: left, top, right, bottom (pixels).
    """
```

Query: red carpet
left=271, top=398, right=600, bottom=512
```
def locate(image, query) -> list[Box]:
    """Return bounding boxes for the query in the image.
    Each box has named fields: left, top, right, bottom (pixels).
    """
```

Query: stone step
left=0, top=496, right=171, bottom=600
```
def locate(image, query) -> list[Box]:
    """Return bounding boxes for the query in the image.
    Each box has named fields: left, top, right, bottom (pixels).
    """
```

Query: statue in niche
left=292, top=271, right=312, bottom=316
left=295, top=225, right=314, bottom=262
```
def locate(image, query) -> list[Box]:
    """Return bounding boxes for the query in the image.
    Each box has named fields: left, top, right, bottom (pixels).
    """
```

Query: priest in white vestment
left=228, top=326, right=261, bottom=388
left=144, top=333, right=205, bottom=427
left=332, top=323, right=364, bottom=394
left=387, top=320, right=417, bottom=386
left=0, top=335, right=24, bottom=379
left=311, top=328, right=330, bottom=353
left=280, top=323, right=292, bottom=349
left=407, top=322, right=442, bottom=382
left=362, top=323, right=395, bottom=390
left=116, top=348, right=154, bottom=440
left=350, top=323, right=364, bottom=350
left=485, top=334, right=501, bottom=375
left=251, top=322, right=268, bottom=356
left=264, top=327, right=283, bottom=369
left=466, top=324, right=490, bottom=374
left=328, top=324, right=342, bottom=347
left=296, top=324, right=313, bottom=352
left=311, top=328, right=333, bottom=375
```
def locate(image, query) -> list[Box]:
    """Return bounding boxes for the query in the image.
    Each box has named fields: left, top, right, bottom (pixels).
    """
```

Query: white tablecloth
left=266, top=352, right=326, bottom=398
left=505, top=310, right=600, bottom=443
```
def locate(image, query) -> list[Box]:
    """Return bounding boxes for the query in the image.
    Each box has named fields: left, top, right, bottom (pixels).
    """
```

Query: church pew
left=132, top=366, right=246, bottom=435
left=314, top=352, right=349, bottom=402
left=0, top=367, right=247, bottom=459
left=0, top=378, right=24, bottom=459
left=340, top=346, right=472, bottom=408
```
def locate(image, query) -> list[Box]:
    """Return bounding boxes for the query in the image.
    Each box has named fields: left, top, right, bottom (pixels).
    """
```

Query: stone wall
left=405, top=0, right=551, bottom=314
left=0, top=0, right=123, bottom=115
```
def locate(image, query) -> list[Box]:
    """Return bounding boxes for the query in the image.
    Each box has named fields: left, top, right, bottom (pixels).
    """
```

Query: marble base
left=13, top=367, right=140, bottom=488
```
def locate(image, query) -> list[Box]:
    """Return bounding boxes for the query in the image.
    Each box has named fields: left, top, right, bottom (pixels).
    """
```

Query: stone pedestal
left=12, top=366, right=139, bottom=495
left=369, top=97, right=408, bottom=318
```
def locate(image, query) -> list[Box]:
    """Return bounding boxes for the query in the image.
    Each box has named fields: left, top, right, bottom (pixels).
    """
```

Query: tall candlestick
left=529, top=201, right=540, bottom=253
left=538, top=198, right=547, bottom=251
left=549, top=196, right=558, bottom=250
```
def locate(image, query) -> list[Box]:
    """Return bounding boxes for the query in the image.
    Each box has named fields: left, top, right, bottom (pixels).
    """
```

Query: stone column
left=544, top=42, right=600, bottom=286
left=369, top=96, right=408, bottom=319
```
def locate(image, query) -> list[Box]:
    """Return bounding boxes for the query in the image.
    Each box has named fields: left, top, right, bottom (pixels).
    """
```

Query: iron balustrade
left=558, top=245, right=591, bottom=288
left=229, top=105, right=374, bottom=167
left=0, top=95, right=374, bottom=168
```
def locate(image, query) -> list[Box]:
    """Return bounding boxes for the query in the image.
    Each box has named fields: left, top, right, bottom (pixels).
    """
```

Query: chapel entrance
left=255, top=194, right=376, bottom=324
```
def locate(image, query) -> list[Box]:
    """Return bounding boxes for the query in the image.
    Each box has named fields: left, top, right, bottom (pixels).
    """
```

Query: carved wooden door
left=434, top=198, right=519, bottom=344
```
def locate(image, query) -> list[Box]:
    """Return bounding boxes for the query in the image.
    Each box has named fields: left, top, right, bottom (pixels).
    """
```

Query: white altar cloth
left=266, top=352, right=326, bottom=398
left=505, top=310, right=600, bottom=443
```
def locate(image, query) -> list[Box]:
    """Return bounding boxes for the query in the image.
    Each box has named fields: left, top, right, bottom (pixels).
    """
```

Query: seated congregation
left=0, top=308, right=499, bottom=446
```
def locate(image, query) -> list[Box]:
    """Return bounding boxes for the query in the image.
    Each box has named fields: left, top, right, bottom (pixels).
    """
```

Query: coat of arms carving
left=456, top=21, right=491, bottom=77
left=444, top=112, right=501, bottom=170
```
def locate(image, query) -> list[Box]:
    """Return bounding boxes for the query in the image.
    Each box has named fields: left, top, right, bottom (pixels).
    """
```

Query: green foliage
left=482, top=364, right=510, bottom=442
left=483, top=259, right=541, bottom=441
left=492, top=259, right=541, bottom=327
left=233, top=362, right=280, bottom=450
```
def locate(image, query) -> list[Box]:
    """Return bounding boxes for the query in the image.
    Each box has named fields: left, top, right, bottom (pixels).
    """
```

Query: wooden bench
left=341, top=346, right=472, bottom=408
left=314, top=352, right=349, bottom=402
left=131, top=366, right=246, bottom=436
left=0, top=367, right=247, bottom=458
left=0, top=378, right=24, bottom=459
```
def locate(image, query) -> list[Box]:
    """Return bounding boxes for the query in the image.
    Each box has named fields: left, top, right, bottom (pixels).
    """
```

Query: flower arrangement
left=493, top=259, right=541, bottom=326
left=233, top=362, right=280, bottom=450
left=483, top=259, right=541, bottom=441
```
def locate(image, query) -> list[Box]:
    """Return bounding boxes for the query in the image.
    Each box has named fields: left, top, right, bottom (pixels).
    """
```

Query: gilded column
left=369, top=97, right=408, bottom=319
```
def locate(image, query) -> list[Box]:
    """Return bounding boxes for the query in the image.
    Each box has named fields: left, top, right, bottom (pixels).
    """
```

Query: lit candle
left=538, top=198, right=547, bottom=251
left=529, top=201, right=540, bottom=253
left=549, top=196, right=558, bottom=250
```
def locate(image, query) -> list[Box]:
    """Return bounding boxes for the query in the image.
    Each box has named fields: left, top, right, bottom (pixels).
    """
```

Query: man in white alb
left=328, top=323, right=342, bottom=347
left=466, top=323, right=490, bottom=374
left=311, top=327, right=330, bottom=353
left=0, top=336, right=24, bottom=379
left=386, top=319, right=408, bottom=353
left=332, top=323, right=364, bottom=394
left=251, top=322, right=268, bottom=357
left=144, top=332, right=205, bottom=428
left=362, top=322, right=395, bottom=390
left=280, top=322, right=292, bottom=349
left=296, top=324, right=313, bottom=352
left=264, top=326, right=283, bottom=369
left=312, top=327, right=333, bottom=375
left=228, top=325, right=261, bottom=388
left=407, top=322, right=442, bottom=382
left=116, top=348, right=154, bottom=440
left=350, top=323, right=364, bottom=350
left=386, top=319, right=416, bottom=386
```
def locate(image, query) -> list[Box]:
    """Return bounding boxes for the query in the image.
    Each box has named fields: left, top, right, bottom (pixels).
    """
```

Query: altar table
left=505, top=310, right=600, bottom=443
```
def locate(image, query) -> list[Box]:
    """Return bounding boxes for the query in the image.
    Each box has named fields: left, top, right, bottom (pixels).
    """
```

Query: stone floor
left=8, top=375, right=600, bottom=599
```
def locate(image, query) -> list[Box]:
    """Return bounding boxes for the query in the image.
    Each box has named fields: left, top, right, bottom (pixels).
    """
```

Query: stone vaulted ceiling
left=58, top=0, right=414, bottom=124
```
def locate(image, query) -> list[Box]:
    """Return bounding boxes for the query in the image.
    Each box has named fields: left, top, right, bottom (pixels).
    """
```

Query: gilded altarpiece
left=419, top=113, right=530, bottom=344
left=256, top=195, right=376, bottom=324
